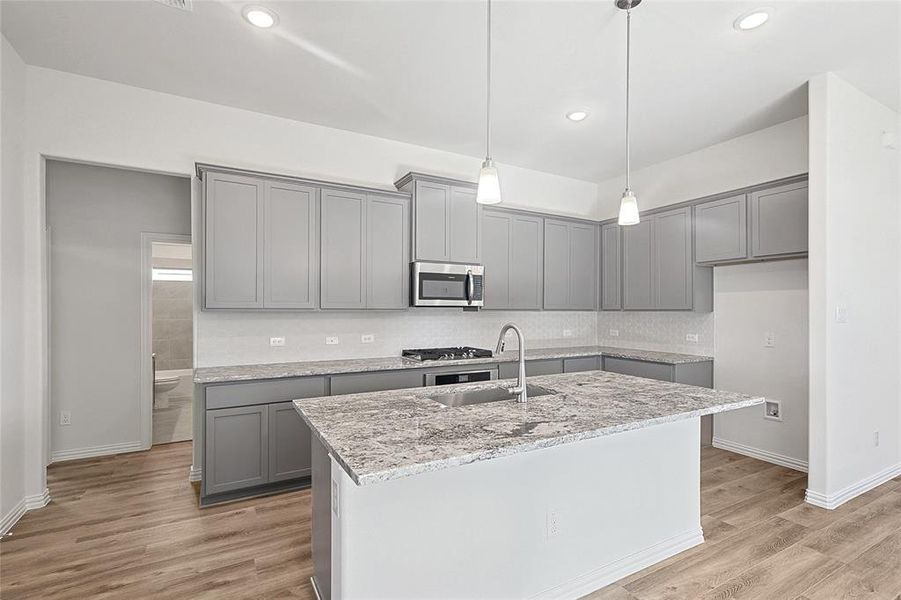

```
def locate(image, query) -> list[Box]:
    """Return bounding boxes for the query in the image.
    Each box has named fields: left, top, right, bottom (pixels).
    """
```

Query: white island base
left=311, top=417, right=705, bottom=600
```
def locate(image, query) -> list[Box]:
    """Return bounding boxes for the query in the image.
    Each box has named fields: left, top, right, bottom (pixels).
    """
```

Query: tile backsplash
left=153, top=281, right=193, bottom=370
left=597, top=311, right=714, bottom=355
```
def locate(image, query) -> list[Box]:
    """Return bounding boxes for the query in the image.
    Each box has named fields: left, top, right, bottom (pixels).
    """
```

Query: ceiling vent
left=153, top=0, right=193, bottom=11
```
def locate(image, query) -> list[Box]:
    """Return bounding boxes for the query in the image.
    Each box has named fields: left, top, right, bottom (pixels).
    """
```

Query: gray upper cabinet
left=654, top=207, right=693, bottom=310
left=205, top=404, right=269, bottom=495
left=543, top=218, right=597, bottom=310
left=481, top=209, right=543, bottom=310
left=320, top=189, right=367, bottom=309
left=449, top=186, right=480, bottom=263
left=412, top=180, right=450, bottom=261
left=695, top=194, right=747, bottom=263
left=366, top=195, right=410, bottom=309
left=268, top=402, right=312, bottom=482
left=600, top=223, right=622, bottom=310
left=543, top=219, right=573, bottom=309
left=623, top=219, right=654, bottom=309
left=750, top=181, right=808, bottom=258
left=263, top=181, right=318, bottom=309
left=203, top=172, right=264, bottom=309
left=569, top=222, right=598, bottom=310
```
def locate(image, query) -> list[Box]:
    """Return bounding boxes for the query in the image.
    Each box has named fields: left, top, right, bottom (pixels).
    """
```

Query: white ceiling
left=2, top=0, right=898, bottom=182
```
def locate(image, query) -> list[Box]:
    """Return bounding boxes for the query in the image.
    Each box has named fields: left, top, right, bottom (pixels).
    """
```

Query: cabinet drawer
left=330, top=370, right=424, bottom=396
left=205, top=377, right=327, bottom=410
left=602, top=357, right=675, bottom=382
left=563, top=356, right=600, bottom=373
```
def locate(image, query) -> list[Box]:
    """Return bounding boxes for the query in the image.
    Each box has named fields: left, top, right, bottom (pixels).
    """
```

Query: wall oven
left=411, top=262, right=484, bottom=307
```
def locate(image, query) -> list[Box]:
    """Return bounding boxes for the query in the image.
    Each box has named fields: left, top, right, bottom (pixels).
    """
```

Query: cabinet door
left=321, top=189, right=366, bottom=309
left=509, top=214, right=543, bottom=309
left=695, top=194, right=747, bottom=263
left=601, top=223, right=622, bottom=310
left=481, top=210, right=511, bottom=309
left=449, top=186, right=481, bottom=263
left=413, top=181, right=450, bottom=261
left=750, top=182, right=808, bottom=258
left=268, top=402, right=311, bottom=482
left=367, top=195, right=409, bottom=309
left=623, top=219, right=655, bottom=309
left=204, top=173, right=263, bottom=308
left=263, top=182, right=318, bottom=309
left=569, top=223, right=598, bottom=310
left=602, top=357, right=675, bottom=382
left=543, top=219, right=571, bottom=309
left=205, top=405, right=268, bottom=495
left=654, top=207, right=693, bottom=310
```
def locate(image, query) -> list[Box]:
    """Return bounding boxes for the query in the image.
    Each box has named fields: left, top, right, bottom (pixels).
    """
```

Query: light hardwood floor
left=2, top=443, right=899, bottom=599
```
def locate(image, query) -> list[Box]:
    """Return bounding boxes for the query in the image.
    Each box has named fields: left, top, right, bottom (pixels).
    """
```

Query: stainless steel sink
left=429, top=384, right=556, bottom=408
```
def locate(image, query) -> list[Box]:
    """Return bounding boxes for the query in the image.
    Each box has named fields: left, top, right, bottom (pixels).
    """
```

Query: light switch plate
left=269, top=336, right=286, bottom=347
left=325, top=336, right=339, bottom=345
left=835, top=305, right=849, bottom=323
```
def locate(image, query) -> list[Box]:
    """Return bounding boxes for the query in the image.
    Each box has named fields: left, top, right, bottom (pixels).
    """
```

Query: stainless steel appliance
left=411, top=261, right=484, bottom=307
left=402, top=346, right=492, bottom=361
left=424, top=367, right=498, bottom=386
left=402, top=345, right=497, bottom=386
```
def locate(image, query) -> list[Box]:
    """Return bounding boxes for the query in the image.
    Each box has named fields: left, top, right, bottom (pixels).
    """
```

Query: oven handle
left=466, top=270, right=474, bottom=305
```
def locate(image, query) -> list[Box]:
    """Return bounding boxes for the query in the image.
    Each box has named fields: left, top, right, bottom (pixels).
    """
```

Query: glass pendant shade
left=618, top=190, right=640, bottom=226
left=476, top=159, right=502, bottom=205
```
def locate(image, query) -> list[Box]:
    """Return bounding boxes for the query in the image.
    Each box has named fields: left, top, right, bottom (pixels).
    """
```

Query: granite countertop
left=294, top=370, right=762, bottom=486
left=193, top=345, right=712, bottom=384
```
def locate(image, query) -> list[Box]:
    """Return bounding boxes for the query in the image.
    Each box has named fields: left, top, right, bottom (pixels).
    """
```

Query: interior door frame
left=140, top=232, right=192, bottom=450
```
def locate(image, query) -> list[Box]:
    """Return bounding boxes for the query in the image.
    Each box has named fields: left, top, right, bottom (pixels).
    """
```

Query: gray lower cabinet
left=330, top=370, right=424, bottom=395
left=695, top=194, right=747, bottom=264
left=269, top=402, right=312, bottom=482
left=499, top=358, right=564, bottom=379
left=600, top=223, right=622, bottom=310
left=264, top=181, right=318, bottom=309
left=543, top=218, right=597, bottom=310
left=750, top=181, right=808, bottom=258
left=205, top=404, right=269, bottom=495
left=481, top=209, right=543, bottom=310
left=399, top=174, right=481, bottom=264
left=563, top=356, right=600, bottom=373
left=320, top=189, right=367, bottom=309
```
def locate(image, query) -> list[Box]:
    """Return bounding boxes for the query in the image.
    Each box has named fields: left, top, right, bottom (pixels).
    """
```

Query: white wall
left=0, top=35, right=30, bottom=532
left=712, top=260, right=809, bottom=471
left=807, top=73, right=901, bottom=508
left=595, top=116, right=809, bottom=220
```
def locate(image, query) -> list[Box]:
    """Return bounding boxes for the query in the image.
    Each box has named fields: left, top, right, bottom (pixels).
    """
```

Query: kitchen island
left=295, top=370, right=763, bottom=600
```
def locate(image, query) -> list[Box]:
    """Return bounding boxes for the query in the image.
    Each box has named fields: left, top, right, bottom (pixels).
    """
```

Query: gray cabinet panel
left=623, top=219, right=655, bottom=309
left=330, top=370, right=424, bottom=396
left=750, top=182, right=808, bottom=258
left=564, top=356, right=600, bottom=373
left=449, top=186, right=480, bottom=263
left=264, top=182, right=318, bottom=309
left=499, top=358, right=564, bottom=379
left=543, top=220, right=572, bottom=309
left=321, top=189, right=366, bottom=309
left=654, top=207, right=693, bottom=310
left=205, top=377, right=327, bottom=410
left=601, top=223, right=622, bottom=310
left=413, top=181, right=450, bottom=261
left=509, top=214, right=543, bottom=309
left=481, top=210, right=511, bottom=309
left=204, top=173, right=263, bottom=308
left=367, top=195, right=409, bottom=309
left=570, top=223, right=598, bottom=310
left=268, top=402, right=311, bottom=482
left=205, top=405, right=268, bottom=495
left=695, top=194, right=747, bottom=263
left=602, top=357, right=674, bottom=382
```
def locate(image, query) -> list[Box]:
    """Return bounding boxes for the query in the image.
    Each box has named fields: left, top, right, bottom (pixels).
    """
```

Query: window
left=152, top=268, right=193, bottom=282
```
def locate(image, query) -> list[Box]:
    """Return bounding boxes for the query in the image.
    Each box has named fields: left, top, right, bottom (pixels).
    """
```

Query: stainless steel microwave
left=411, top=262, right=484, bottom=307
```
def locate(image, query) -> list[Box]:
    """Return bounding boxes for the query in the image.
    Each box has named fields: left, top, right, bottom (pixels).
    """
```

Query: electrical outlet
left=764, top=400, right=782, bottom=421
left=325, top=336, right=339, bottom=345
left=835, top=305, right=849, bottom=323
left=685, top=333, right=699, bottom=343
left=874, top=431, right=880, bottom=447
left=563, top=329, right=573, bottom=338
left=609, top=329, right=620, bottom=337
left=331, top=480, right=340, bottom=517
left=361, top=334, right=374, bottom=344
left=269, top=336, right=286, bottom=347
left=547, top=510, right=561, bottom=538
left=59, top=411, right=71, bottom=426
left=764, top=332, right=776, bottom=348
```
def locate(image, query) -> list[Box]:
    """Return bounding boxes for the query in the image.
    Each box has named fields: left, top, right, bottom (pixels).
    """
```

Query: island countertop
left=294, top=370, right=762, bottom=486
left=194, top=345, right=712, bottom=384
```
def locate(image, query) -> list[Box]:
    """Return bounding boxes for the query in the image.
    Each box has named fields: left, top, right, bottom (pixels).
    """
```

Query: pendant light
left=476, top=0, right=501, bottom=205
left=616, top=0, right=640, bottom=226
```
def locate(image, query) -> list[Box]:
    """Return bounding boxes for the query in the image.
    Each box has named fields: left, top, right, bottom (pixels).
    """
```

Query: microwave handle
left=466, top=270, right=474, bottom=304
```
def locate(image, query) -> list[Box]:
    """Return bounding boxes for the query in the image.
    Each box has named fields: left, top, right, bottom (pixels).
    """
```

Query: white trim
left=805, top=463, right=901, bottom=510
left=528, top=528, right=704, bottom=600
left=50, top=441, right=144, bottom=463
left=712, top=437, right=808, bottom=473
left=189, top=465, right=202, bottom=482
left=1, top=488, right=51, bottom=537
left=141, top=232, right=192, bottom=452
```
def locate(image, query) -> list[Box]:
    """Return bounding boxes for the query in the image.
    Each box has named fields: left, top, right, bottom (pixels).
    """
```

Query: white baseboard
left=51, top=440, right=144, bottom=463
left=805, top=463, right=901, bottom=510
left=2, top=488, right=52, bottom=536
left=529, top=528, right=704, bottom=599
left=188, top=465, right=202, bottom=482
left=712, top=437, right=808, bottom=473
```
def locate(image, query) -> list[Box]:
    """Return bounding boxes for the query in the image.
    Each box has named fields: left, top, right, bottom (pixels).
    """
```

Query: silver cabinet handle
left=466, top=270, right=474, bottom=304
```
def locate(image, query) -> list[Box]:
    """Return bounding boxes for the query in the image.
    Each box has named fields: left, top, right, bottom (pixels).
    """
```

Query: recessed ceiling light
left=734, top=8, right=771, bottom=31
left=566, top=111, right=588, bottom=122
left=243, top=5, right=278, bottom=28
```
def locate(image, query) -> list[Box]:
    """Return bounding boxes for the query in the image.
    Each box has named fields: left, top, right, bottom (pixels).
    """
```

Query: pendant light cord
left=625, top=7, right=631, bottom=192
left=486, top=0, right=492, bottom=161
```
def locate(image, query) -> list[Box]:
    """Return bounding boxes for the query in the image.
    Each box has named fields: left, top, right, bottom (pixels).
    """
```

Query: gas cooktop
left=401, top=346, right=493, bottom=362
